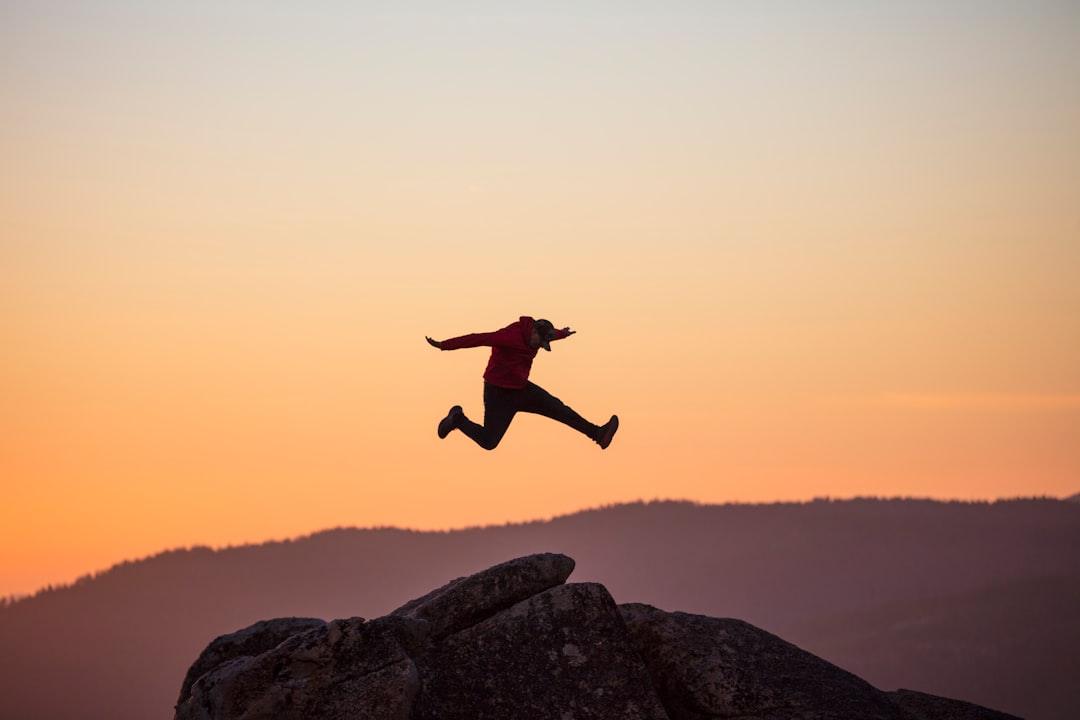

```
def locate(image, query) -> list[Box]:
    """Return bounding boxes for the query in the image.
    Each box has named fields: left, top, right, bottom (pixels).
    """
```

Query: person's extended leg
left=517, top=382, right=603, bottom=439
left=454, top=383, right=518, bottom=450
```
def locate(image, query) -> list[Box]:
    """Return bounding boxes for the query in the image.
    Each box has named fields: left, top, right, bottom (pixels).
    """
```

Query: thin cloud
left=879, top=393, right=1080, bottom=411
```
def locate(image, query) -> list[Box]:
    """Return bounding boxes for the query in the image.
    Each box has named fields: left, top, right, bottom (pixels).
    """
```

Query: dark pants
left=457, top=382, right=599, bottom=450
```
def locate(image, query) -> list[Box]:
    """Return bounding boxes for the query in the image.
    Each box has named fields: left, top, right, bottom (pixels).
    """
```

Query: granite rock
left=174, top=553, right=1020, bottom=720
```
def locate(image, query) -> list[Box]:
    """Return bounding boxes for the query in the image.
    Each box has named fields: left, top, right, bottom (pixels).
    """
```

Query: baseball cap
left=534, top=318, right=557, bottom=351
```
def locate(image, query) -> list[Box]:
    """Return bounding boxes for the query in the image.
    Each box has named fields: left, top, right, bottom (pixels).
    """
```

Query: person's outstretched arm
left=426, top=324, right=519, bottom=351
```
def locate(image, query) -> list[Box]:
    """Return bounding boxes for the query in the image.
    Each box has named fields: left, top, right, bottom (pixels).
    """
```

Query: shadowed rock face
left=176, top=617, right=328, bottom=707
left=174, top=553, right=1019, bottom=720
left=413, top=582, right=669, bottom=720
left=178, top=614, right=427, bottom=720
left=622, top=604, right=914, bottom=720
left=390, top=551, right=576, bottom=640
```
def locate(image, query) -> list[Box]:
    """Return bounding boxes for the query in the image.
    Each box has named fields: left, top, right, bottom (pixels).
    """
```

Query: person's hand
left=425, top=336, right=443, bottom=349
left=562, top=327, right=576, bottom=336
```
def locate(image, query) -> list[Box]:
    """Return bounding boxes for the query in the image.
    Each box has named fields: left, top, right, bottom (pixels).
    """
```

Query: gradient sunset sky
left=3, top=1, right=1078, bottom=598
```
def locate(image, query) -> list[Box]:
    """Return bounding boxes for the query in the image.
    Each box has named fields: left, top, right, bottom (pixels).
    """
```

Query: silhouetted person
left=426, top=316, right=619, bottom=450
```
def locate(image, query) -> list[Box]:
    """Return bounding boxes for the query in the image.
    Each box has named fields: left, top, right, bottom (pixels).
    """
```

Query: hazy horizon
left=4, top=493, right=1075, bottom=600
left=4, top=2, right=1078, bottom=599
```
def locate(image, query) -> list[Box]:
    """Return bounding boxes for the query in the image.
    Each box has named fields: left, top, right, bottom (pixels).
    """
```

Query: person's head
left=532, top=318, right=557, bottom=351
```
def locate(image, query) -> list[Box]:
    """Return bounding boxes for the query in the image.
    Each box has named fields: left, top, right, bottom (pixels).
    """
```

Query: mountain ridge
left=5, top=495, right=1064, bottom=604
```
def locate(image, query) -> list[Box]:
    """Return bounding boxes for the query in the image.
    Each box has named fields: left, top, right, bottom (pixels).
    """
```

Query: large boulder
left=390, top=551, right=576, bottom=639
left=174, top=553, right=1020, bottom=720
left=176, top=617, right=327, bottom=707
left=413, top=582, right=669, bottom=720
left=620, top=602, right=908, bottom=720
left=176, top=615, right=426, bottom=720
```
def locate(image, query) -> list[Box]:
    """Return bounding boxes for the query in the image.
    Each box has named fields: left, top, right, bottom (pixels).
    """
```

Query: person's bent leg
left=456, top=382, right=517, bottom=450
left=519, top=382, right=600, bottom=439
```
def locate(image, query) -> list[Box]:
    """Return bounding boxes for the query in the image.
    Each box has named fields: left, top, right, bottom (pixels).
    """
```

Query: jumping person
left=425, top=316, right=619, bottom=450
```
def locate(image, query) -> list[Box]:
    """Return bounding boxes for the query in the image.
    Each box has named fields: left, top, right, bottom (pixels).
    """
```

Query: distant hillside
left=785, top=571, right=1080, bottom=720
left=1066, top=491, right=1080, bottom=503
left=1, top=497, right=1078, bottom=720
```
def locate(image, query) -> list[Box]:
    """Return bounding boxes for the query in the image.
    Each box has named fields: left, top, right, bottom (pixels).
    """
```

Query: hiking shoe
left=595, top=415, right=619, bottom=449
left=438, top=405, right=463, bottom=439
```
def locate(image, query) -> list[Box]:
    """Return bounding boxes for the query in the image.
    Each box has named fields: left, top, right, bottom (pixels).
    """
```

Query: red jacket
left=439, top=316, right=571, bottom=389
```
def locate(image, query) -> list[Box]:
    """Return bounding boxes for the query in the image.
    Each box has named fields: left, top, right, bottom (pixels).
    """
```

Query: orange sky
left=2, top=1, right=1079, bottom=599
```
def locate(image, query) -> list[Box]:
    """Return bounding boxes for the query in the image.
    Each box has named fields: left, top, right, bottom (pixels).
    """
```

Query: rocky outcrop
left=390, top=551, right=575, bottom=640
left=621, top=603, right=908, bottom=720
left=174, top=553, right=1019, bottom=720
left=412, top=581, right=668, bottom=719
